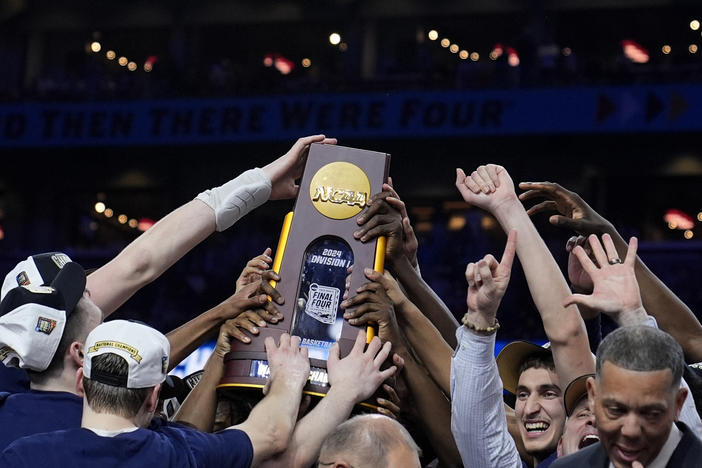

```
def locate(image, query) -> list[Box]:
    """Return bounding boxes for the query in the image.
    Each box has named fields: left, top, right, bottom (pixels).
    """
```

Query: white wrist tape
left=196, top=168, right=272, bottom=231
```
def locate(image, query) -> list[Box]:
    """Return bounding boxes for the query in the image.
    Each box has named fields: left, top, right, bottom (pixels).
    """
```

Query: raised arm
left=174, top=317, right=256, bottom=431
left=233, top=333, right=310, bottom=466
left=165, top=271, right=284, bottom=368
left=341, top=271, right=462, bottom=467
left=88, top=135, right=336, bottom=317
left=451, top=230, right=521, bottom=467
left=456, top=166, right=594, bottom=388
left=519, top=181, right=702, bottom=362
left=346, top=268, right=453, bottom=396
left=262, top=330, right=396, bottom=468
left=564, top=233, right=702, bottom=435
left=354, top=186, right=459, bottom=348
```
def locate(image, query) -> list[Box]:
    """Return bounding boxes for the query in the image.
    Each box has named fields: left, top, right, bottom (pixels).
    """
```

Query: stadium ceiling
left=4, top=0, right=700, bottom=30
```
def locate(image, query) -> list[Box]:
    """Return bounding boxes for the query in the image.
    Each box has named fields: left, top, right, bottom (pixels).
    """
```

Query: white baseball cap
left=1, top=252, right=74, bottom=301
left=0, top=261, right=86, bottom=371
left=84, top=320, right=170, bottom=389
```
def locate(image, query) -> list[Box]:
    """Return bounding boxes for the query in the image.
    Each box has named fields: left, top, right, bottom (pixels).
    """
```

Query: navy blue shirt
left=522, top=451, right=558, bottom=468
left=1, top=422, right=253, bottom=468
left=0, top=389, right=82, bottom=450
left=0, top=365, right=29, bottom=394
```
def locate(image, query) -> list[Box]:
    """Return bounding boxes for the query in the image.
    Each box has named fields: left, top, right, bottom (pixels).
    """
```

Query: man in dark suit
left=552, top=325, right=702, bottom=468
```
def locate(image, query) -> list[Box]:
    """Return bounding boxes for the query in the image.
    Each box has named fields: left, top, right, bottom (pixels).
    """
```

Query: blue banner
left=0, top=84, right=700, bottom=147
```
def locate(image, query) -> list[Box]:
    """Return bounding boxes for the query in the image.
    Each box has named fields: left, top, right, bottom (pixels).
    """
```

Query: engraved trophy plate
left=219, top=143, right=391, bottom=404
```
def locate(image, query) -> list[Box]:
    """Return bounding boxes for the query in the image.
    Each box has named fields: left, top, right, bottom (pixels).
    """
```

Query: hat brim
left=496, top=340, right=552, bottom=395
left=564, top=374, right=594, bottom=416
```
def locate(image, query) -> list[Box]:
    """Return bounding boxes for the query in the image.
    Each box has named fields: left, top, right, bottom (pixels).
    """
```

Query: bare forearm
left=606, top=229, right=702, bottom=361
left=88, top=200, right=215, bottom=316
left=236, top=379, right=304, bottom=465
left=396, top=301, right=452, bottom=395
left=494, top=201, right=593, bottom=384
left=166, top=306, right=224, bottom=370
left=264, top=388, right=355, bottom=468
left=399, top=348, right=462, bottom=467
left=174, top=352, right=223, bottom=432
left=392, top=255, right=458, bottom=348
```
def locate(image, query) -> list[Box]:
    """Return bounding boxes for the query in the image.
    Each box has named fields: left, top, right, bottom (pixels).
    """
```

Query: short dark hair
left=27, top=297, right=93, bottom=385
left=518, top=352, right=556, bottom=377
left=83, top=353, right=152, bottom=418
left=596, top=326, right=684, bottom=388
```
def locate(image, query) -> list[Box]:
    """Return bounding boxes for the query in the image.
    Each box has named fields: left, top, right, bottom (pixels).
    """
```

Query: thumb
left=402, top=217, right=417, bottom=242
left=563, top=293, right=594, bottom=309
left=549, top=214, right=585, bottom=233
left=328, top=342, right=340, bottom=366
left=632, top=462, right=645, bottom=468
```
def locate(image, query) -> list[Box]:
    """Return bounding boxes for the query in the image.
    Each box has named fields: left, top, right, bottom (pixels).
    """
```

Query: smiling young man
left=551, top=326, right=702, bottom=468
left=494, top=341, right=566, bottom=466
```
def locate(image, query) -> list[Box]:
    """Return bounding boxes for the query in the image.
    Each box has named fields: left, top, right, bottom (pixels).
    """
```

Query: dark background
left=1, top=0, right=701, bottom=342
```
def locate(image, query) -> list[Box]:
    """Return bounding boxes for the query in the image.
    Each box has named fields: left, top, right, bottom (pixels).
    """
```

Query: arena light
left=440, top=38, right=450, bottom=48
left=684, top=230, right=694, bottom=239
left=470, top=52, right=479, bottom=61
left=138, top=218, right=155, bottom=232
left=449, top=44, right=459, bottom=53
left=329, top=33, right=341, bottom=45
left=662, top=45, right=671, bottom=55
left=490, top=43, right=504, bottom=60
left=302, top=58, right=312, bottom=68
left=118, top=56, right=128, bottom=66
left=621, top=40, right=649, bottom=64
left=94, top=202, right=106, bottom=213
left=90, top=41, right=101, bottom=53
left=690, top=44, right=698, bottom=54
left=428, top=30, right=438, bottom=41
left=459, top=50, right=469, bottom=60
left=106, top=50, right=116, bottom=60
left=507, top=47, right=519, bottom=67
left=691, top=20, right=700, bottom=31
left=127, top=61, right=137, bottom=71
left=664, top=209, right=694, bottom=230
left=274, top=55, right=295, bottom=75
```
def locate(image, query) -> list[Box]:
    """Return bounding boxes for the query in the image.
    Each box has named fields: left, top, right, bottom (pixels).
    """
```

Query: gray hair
left=596, top=326, right=684, bottom=388
left=318, top=414, right=420, bottom=466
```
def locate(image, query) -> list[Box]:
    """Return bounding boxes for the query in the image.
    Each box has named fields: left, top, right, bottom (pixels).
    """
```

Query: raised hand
left=341, top=271, right=403, bottom=343
left=263, top=135, right=337, bottom=200
left=563, top=234, right=645, bottom=325
left=355, top=182, right=419, bottom=268
left=518, top=181, right=613, bottom=235
left=326, top=330, right=397, bottom=403
left=235, top=248, right=273, bottom=293
left=264, top=333, right=310, bottom=391
left=249, top=270, right=285, bottom=324
left=463, top=229, right=517, bottom=330
left=455, top=164, right=518, bottom=214
left=376, top=382, right=402, bottom=420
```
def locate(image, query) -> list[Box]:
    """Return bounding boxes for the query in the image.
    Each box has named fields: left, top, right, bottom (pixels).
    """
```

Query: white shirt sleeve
left=641, top=316, right=702, bottom=438
left=450, top=326, right=522, bottom=468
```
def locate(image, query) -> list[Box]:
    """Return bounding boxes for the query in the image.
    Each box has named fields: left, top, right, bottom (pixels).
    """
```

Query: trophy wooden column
left=219, top=143, right=391, bottom=402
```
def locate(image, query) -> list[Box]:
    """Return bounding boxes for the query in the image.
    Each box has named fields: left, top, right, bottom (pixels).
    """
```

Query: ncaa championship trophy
left=218, top=143, right=391, bottom=406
